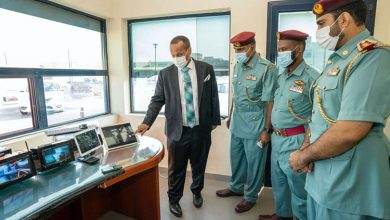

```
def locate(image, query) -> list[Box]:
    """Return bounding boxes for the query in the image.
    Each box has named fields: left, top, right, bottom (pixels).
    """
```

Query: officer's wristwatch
left=264, top=128, right=273, bottom=134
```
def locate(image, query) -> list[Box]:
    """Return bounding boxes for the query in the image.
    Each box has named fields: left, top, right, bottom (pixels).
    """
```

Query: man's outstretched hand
left=135, top=124, right=150, bottom=136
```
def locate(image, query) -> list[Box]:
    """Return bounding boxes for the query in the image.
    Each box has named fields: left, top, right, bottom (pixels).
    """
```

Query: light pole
left=3, top=52, right=7, bottom=65
left=67, top=48, right=72, bottom=68
left=153, top=43, right=158, bottom=74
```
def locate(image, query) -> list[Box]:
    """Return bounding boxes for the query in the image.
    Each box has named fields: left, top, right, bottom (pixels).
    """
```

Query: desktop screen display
left=74, top=129, right=101, bottom=156
left=42, top=144, right=72, bottom=166
left=101, top=123, right=138, bottom=149
left=0, top=153, right=36, bottom=189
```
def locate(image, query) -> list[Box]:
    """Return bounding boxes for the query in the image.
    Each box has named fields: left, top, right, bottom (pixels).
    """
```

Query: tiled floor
left=159, top=171, right=276, bottom=220
left=99, top=170, right=276, bottom=220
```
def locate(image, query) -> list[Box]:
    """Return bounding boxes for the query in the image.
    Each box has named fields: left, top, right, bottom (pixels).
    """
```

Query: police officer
left=216, top=32, right=278, bottom=213
left=259, top=30, right=319, bottom=220
left=289, top=0, right=390, bottom=219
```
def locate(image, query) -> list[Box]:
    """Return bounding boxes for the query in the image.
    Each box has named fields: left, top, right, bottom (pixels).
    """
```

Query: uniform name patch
left=326, top=67, right=340, bottom=76
left=245, top=75, right=257, bottom=81
left=289, top=85, right=304, bottom=93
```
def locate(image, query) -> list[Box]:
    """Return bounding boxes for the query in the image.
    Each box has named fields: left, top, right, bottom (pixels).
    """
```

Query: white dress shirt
left=178, top=59, right=199, bottom=127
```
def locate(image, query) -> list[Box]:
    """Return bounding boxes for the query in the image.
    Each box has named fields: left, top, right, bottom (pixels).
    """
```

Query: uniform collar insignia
left=294, top=80, right=305, bottom=86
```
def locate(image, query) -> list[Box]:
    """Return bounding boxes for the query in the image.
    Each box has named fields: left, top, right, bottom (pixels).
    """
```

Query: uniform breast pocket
left=245, top=80, right=263, bottom=94
left=319, top=77, right=340, bottom=117
left=321, top=77, right=339, bottom=96
left=288, top=91, right=305, bottom=103
left=244, top=82, right=262, bottom=102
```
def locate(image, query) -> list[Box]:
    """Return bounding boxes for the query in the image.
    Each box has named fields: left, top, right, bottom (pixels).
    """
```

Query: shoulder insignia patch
left=357, top=39, right=377, bottom=52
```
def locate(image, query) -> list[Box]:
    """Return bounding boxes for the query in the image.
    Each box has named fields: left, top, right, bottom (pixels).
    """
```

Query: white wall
left=52, top=0, right=113, bottom=18
left=18, top=0, right=390, bottom=176
left=374, top=0, right=390, bottom=42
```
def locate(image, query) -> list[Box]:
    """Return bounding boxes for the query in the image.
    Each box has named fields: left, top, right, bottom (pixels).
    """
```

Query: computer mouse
left=79, top=124, right=88, bottom=129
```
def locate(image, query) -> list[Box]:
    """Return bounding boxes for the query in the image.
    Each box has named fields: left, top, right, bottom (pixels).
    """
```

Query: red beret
left=230, top=32, right=255, bottom=48
left=313, top=0, right=361, bottom=16
left=277, top=30, right=309, bottom=41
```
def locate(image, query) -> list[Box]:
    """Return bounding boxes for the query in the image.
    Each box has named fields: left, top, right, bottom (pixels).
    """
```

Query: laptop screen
left=74, top=129, right=102, bottom=156
left=101, top=123, right=138, bottom=149
left=0, top=153, right=36, bottom=189
left=39, top=140, right=75, bottom=169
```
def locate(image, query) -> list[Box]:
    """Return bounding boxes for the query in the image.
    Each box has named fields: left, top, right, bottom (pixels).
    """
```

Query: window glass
left=0, top=0, right=109, bottom=138
left=278, top=11, right=332, bottom=71
left=130, top=14, right=230, bottom=116
left=43, top=76, right=106, bottom=126
left=0, top=78, right=33, bottom=136
left=0, top=8, right=104, bottom=70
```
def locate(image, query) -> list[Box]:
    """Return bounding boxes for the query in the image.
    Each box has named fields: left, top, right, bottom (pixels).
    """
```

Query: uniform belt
left=274, top=125, right=305, bottom=137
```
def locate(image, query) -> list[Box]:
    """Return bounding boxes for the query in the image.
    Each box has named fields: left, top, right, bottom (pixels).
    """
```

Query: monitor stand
left=77, top=151, right=100, bottom=165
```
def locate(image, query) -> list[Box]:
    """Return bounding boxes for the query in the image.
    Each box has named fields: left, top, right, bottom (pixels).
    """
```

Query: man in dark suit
left=136, top=35, right=221, bottom=218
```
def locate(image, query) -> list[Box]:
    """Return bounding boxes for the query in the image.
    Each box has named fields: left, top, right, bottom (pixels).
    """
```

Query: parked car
left=19, top=81, right=65, bottom=115
left=70, top=82, right=93, bottom=98
left=1, top=89, right=21, bottom=104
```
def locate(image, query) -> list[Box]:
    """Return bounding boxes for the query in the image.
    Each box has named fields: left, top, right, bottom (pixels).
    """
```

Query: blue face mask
left=235, top=52, right=248, bottom=64
left=277, top=51, right=293, bottom=68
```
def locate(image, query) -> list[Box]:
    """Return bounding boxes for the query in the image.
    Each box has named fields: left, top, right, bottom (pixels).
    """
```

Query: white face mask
left=316, top=16, right=345, bottom=51
left=173, top=56, right=188, bottom=69
left=173, top=50, right=189, bottom=69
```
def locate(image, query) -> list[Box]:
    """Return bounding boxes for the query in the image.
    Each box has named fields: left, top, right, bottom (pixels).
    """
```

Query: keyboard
left=45, top=125, right=96, bottom=136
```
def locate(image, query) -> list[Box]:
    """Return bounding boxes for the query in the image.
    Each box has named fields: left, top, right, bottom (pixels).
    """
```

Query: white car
left=19, top=81, right=65, bottom=115
left=1, top=90, right=19, bottom=103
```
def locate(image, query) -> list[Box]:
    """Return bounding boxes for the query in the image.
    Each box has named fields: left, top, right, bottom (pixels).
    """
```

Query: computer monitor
left=100, top=123, right=139, bottom=151
left=0, top=152, right=37, bottom=189
left=37, top=140, right=75, bottom=171
left=74, top=128, right=102, bottom=157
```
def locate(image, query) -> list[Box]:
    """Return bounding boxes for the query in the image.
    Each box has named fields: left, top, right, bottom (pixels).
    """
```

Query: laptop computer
left=100, top=123, right=139, bottom=152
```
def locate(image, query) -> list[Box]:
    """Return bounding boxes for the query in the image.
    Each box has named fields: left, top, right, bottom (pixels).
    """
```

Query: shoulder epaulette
left=357, top=39, right=390, bottom=52
left=344, top=39, right=390, bottom=84
left=357, top=39, right=378, bottom=52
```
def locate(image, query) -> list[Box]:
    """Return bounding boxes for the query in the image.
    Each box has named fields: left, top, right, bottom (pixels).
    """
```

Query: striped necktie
left=180, top=67, right=196, bottom=127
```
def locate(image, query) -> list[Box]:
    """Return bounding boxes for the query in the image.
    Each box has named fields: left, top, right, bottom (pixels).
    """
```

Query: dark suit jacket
left=143, top=59, right=221, bottom=141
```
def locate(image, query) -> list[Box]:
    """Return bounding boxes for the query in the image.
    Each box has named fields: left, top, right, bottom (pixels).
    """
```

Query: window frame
left=266, top=0, right=377, bottom=63
left=127, top=12, right=231, bottom=115
left=0, top=0, right=110, bottom=140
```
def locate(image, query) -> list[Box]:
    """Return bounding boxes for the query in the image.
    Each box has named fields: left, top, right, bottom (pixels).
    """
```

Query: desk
left=0, top=136, right=164, bottom=220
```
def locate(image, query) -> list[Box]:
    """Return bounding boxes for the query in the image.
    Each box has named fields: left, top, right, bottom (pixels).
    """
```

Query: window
left=278, top=11, right=333, bottom=71
left=0, top=8, right=103, bottom=69
left=0, top=78, right=33, bottom=136
left=266, top=0, right=377, bottom=69
left=129, top=13, right=230, bottom=116
left=0, top=0, right=109, bottom=138
left=43, top=76, right=107, bottom=126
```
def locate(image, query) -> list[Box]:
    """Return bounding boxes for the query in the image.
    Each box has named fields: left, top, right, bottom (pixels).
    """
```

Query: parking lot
left=0, top=95, right=105, bottom=135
